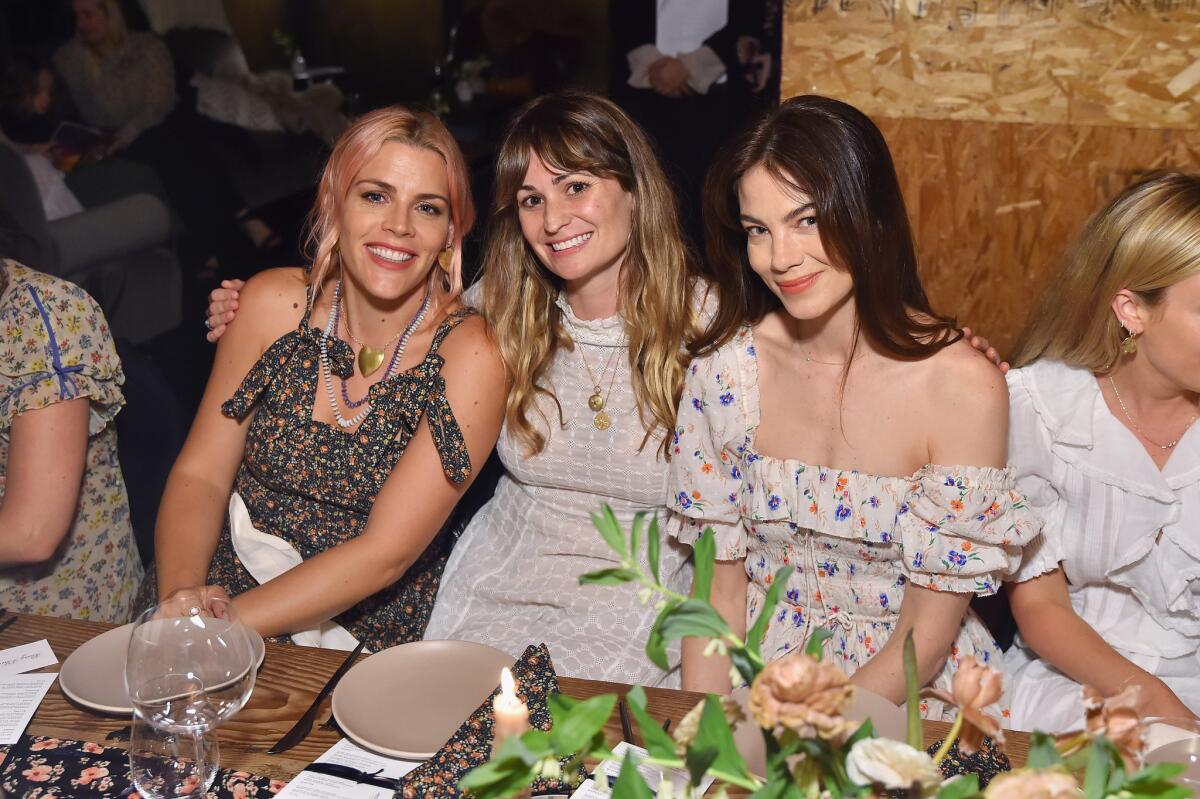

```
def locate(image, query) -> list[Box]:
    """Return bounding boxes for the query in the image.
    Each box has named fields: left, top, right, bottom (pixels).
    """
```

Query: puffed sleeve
left=0, top=268, right=124, bottom=436
left=897, top=464, right=1040, bottom=595
left=1005, top=368, right=1065, bottom=582
left=665, top=330, right=754, bottom=560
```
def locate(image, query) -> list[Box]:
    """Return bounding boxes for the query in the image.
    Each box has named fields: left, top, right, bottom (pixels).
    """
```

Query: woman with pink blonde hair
left=149, top=107, right=506, bottom=651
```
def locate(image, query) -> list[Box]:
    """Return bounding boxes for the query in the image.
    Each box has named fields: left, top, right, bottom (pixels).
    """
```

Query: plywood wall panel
left=878, top=117, right=1200, bottom=351
left=780, top=0, right=1200, bottom=129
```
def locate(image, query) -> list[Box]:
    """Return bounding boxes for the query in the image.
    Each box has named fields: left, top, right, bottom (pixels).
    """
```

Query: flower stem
left=932, top=712, right=964, bottom=765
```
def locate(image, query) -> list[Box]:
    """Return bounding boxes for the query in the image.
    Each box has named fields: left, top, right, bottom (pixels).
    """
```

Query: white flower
left=845, top=738, right=940, bottom=793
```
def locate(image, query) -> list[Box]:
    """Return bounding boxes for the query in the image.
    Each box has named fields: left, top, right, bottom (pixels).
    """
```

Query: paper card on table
left=583, top=741, right=717, bottom=797
left=0, top=673, right=58, bottom=744
left=0, top=640, right=57, bottom=676
left=276, top=737, right=421, bottom=799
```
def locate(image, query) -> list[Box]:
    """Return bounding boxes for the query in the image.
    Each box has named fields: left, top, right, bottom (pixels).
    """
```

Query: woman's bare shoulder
left=227, top=267, right=309, bottom=344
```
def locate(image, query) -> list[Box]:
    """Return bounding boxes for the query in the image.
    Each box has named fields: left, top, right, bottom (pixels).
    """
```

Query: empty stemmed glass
left=125, top=589, right=257, bottom=799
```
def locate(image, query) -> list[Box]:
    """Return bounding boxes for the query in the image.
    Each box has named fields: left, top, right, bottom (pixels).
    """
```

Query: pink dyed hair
left=305, top=106, right=475, bottom=301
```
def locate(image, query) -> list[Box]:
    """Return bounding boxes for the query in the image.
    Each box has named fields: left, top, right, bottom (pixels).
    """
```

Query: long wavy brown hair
left=478, top=91, right=700, bottom=456
left=693, top=95, right=959, bottom=365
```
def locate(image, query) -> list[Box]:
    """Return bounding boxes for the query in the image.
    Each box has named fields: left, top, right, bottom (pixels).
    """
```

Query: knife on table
left=267, top=640, right=366, bottom=755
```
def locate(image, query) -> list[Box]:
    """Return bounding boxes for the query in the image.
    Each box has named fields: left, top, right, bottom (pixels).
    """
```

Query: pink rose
left=748, top=652, right=854, bottom=740
left=1082, top=685, right=1146, bottom=768
left=82, top=742, right=105, bottom=754
left=985, top=769, right=1081, bottom=799
left=30, top=738, right=61, bottom=751
left=950, top=657, right=1005, bottom=755
left=270, top=779, right=288, bottom=793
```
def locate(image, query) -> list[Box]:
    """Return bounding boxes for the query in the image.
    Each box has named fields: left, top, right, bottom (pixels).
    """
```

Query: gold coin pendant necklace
left=579, top=342, right=620, bottom=431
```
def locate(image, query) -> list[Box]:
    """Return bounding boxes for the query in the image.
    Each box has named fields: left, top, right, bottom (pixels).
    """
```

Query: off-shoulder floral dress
left=667, top=326, right=1039, bottom=719
left=0, top=261, right=142, bottom=621
left=196, top=302, right=474, bottom=652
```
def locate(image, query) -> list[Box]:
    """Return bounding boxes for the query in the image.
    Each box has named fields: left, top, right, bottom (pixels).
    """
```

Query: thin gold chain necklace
left=1108, top=375, right=1199, bottom=450
left=578, top=342, right=620, bottom=430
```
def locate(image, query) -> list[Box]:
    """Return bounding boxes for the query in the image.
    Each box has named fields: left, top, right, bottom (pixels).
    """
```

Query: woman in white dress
left=1003, top=172, right=1200, bottom=731
left=667, top=96, right=1039, bottom=716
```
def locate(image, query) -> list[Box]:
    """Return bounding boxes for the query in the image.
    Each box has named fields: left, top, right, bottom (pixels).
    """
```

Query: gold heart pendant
left=358, top=346, right=385, bottom=377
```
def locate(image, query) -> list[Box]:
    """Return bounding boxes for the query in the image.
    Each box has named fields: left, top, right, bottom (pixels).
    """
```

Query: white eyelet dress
left=423, top=294, right=694, bottom=687
left=666, top=326, right=1041, bottom=719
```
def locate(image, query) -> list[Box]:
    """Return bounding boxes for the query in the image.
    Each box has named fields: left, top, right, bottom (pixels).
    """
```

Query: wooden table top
left=1, top=612, right=1029, bottom=783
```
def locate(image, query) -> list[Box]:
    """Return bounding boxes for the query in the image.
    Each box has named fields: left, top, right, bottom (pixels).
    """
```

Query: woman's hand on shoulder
left=216, top=268, right=307, bottom=352
left=205, top=279, right=244, bottom=343
left=924, top=336, right=1010, bottom=468
left=961, top=326, right=1010, bottom=374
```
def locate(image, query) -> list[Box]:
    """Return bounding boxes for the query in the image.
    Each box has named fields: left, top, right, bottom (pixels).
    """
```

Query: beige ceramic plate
left=59, top=622, right=266, bottom=715
left=331, top=640, right=515, bottom=759
left=732, top=684, right=907, bottom=777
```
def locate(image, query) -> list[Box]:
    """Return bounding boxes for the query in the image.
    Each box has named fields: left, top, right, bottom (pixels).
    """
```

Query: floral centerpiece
left=460, top=508, right=1191, bottom=799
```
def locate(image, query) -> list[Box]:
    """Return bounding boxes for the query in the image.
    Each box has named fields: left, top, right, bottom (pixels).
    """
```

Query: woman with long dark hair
left=668, top=95, right=1038, bottom=714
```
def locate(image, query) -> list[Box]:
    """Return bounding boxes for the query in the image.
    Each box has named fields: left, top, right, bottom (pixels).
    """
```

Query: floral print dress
left=194, top=302, right=475, bottom=652
left=0, top=261, right=142, bottom=622
left=667, top=326, right=1039, bottom=719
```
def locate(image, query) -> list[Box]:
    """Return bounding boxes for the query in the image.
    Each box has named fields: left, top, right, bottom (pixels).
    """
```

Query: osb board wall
left=780, top=0, right=1200, bottom=130
left=881, top=117, right=1200, bottom=352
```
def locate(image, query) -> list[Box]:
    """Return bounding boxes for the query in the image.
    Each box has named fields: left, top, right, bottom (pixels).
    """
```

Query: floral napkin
left=0, top=735, right=284, bottom=798
left=396, top=643, right=578, bottom=799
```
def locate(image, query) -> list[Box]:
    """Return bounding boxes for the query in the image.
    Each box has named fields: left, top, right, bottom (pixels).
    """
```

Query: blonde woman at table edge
left=150, top=106, right=505, bottom=651
left=1001, top=172, right=1200, bottom=730
left=667, top=96, right=1039, bottom=717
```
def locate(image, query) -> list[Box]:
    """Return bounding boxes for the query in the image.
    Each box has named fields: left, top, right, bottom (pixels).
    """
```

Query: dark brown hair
left=692, top=95, right=959, bottom=360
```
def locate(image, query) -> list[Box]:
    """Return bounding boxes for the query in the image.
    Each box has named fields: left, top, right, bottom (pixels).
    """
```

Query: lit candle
left=492, top=666, right=530, bottom=756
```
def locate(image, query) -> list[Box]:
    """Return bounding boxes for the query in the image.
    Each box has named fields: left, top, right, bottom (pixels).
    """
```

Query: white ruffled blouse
left=1004, top=360, right=1200, bottom=729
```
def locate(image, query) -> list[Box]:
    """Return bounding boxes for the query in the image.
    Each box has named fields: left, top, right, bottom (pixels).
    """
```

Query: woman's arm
left=154, top=269, right=303, bottom=598
left=854, top=342, right=1009, bottom=701
left=1009, top=570, right=1197, bottom=720
left=681, top=558, right=748, bottom=694
left=0, top=397, right=89, bottom=565
left=230, top=313, right=506, bottom=638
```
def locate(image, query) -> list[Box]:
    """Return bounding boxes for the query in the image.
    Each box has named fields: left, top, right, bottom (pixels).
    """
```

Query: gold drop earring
left=1120, top=325, right=1138, bottom=355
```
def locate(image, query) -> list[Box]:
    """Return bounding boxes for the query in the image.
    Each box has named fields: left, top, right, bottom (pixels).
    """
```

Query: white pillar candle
left=493, top=666, right=530, bottom=756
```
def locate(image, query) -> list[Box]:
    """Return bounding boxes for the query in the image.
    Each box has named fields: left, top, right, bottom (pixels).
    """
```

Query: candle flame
left=500, top=666, right=516, bottom=698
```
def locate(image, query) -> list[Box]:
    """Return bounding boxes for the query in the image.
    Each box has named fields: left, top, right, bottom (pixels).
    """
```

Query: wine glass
left=125, top=590, right=256, bottom=799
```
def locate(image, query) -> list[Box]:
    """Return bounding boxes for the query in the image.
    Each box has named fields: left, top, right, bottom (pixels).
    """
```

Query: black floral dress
left=203, top=304, right=474, bottom=652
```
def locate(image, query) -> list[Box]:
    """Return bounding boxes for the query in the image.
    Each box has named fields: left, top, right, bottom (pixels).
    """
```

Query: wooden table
left=1, top=613, right=1029, bottom=783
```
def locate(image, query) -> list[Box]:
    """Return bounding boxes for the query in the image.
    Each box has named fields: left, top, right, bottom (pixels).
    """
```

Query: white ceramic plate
left=59, top=622, right=265, bottom=715
left=731, top=684, right=908, bottom=777
left=332, top=640, right=515, bottom=759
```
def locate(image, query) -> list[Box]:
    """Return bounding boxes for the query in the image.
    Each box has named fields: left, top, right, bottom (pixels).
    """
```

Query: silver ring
left=204, top=317, right=214, bottom=331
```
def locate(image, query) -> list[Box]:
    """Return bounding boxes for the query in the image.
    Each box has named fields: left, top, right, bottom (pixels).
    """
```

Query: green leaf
left=935, top=774, right=982, bottom=799
left=624, top=686, right=679, bottom=761
left=903, top=631, right=922, bottom=750
left=1026, top=732, right=1065, bottom=769
left=580, top=568, right=641, bottom=586
left=658, top=599, right=733, bottom=645
left=647, top=515, right=662, bottom=584
left=693, top=528, right=716, bottom=602
left=612, top=752, right=656, bottom=799
left=685, top=746, right=719, bottom=788
left=846, top=718, right=875, bottom=747
left=1082, top=739, right=1111, bottom=799
left=804, top=627, right=832, bottom=659
left=645, top=599, right=679, bottom=671
left=690, top=694, right=759, bottom=790
left=728, top=649, right=758, bottom=689
left=746, top=567, right=792, bottom=660
left=549, top=694, right=618, bottom=755
left=629, top=513, right=644, bottom=566
left=592, top=505, right=627, bottom=559
left=1125, top=762, right=1187, bottom=786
